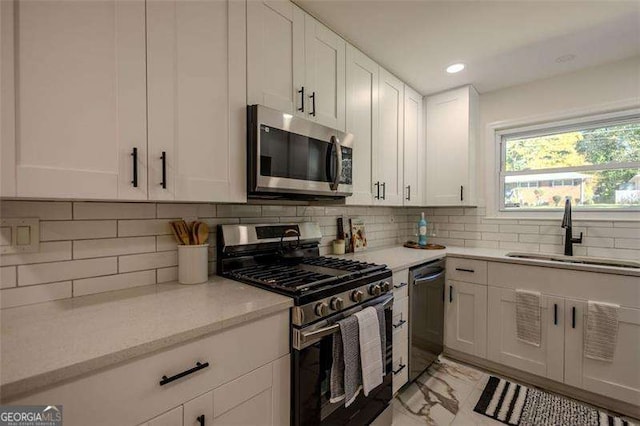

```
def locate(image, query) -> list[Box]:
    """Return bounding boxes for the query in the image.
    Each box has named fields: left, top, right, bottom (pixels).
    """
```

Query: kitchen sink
left=505, top=252, right=640, bottom=269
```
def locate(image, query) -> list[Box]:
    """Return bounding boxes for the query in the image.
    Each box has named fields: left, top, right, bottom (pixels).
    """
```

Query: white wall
left=477, top=56, right=640, bottom=212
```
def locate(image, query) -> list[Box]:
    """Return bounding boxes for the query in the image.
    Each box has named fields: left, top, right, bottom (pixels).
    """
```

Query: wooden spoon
left=170, top=220, right=191, bottom=245
left=196, top=222, right=209, bottom=245
left=191, top=221, right=200, bottom=245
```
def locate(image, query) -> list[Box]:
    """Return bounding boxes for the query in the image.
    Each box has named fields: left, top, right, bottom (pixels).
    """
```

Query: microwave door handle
left=329, top=136, right=342, bottom=191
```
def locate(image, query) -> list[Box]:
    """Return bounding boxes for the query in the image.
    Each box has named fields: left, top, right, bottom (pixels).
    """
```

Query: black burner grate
left=230, top=264, right=337, bottom=291
left=300, top=257, right=383, bottom=273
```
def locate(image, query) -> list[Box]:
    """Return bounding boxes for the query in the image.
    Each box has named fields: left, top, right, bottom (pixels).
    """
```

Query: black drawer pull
left=298, top=86, right=305, bottom=112
left=460, top=185, right=464, bottom=202
left=197, top=414, right=205, bottom=426
left=160, top=151, right=167, bottom=189
left=554, top=303, right=558, bottom=325
left=374, top=181, right=380, bottom=200
left=310, top=92, right=316, bottom=116
left=455, top=268, right=475, bottom=273
left=572, top=307, right=576, bottom=329
left=159, top=361, right=209, bottom=386
left=406, top=185, right=411, bottom=201
left=449, top=285, right=453, bottom=303
left=131, top=147, right=138, bottom=187
left=393, top=363, right=406, bottom=375
left=381, top=182, right=386, bottom=200
left=393, top=282, right=408, bottom=289
left=393, top=319, right=406, bottom=329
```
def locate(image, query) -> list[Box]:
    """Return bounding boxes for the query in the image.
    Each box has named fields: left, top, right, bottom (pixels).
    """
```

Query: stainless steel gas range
left=217, top=222, right=393, bottom=426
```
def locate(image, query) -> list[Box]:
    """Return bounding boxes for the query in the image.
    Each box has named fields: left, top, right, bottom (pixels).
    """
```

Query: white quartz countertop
left=337, top=245, right=640, bottom=277
left=1, top=277, right=293, bottom=401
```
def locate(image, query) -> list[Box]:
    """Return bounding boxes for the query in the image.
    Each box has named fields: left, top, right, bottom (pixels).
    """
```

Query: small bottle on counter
left=418, top=212, right=428, bottom=247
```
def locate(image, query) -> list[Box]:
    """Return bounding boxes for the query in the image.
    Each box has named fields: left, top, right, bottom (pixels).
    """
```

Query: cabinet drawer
left=392, top=296, right=409, bottom=335
left=12, top=310, right=289, bottom=426
left=446, top=257, right=487, bottom=284
left=392, top=269, right=409, bottom=299
left=392, top=337, right=408, bottom=395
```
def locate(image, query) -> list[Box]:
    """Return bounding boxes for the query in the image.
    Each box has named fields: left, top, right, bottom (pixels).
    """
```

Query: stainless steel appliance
left=247, top=105, right=354, bottom=200
left=217, top=223, right=393, bottom=426
left=409, top=259, right=445, bottom=382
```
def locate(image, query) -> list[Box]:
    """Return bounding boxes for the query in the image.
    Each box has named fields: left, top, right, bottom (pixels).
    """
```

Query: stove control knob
left=351, top=290, right=364, bottom=303
left=380, top=281, right=391, bottom=292
left=314, top=302, right=329, bottom=317
left=369, top=284, right=381, bottom=296
left=330, top=297, right=344, bottom=311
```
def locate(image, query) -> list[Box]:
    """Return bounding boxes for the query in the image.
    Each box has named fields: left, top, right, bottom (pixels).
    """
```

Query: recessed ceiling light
left=446, top=63, right=465, bottom=74
left=556, top=54, right=576, bottom=63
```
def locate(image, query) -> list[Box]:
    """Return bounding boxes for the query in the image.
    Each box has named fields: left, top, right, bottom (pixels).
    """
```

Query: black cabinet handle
left=131, top=147, right=138, bottom=187
left=393, top=319, right=406, bottom=329
left=160, top=151, right=167, bottom=189
left=554, top=303, right=558, bottom=325
left=298, top=87, right=305, bottom=112
left=381, top=182, right=386, bottom=200
left=393, top=363, right=406, bottom=375
left=374, top=182, right=380, bottom=199
left=406, top=185, right=411, bottom=201
left=310, top=92, right=316, bottom=116
left=197, top=414, right=205, bottom=426
left=393, top=282, right=408, bottom=289
left=449, top=285, right=453, bottom=303
left=460, top=185, right=464, bottom=202
left=572, top=307, right=576, bottom=329
left=455, top=268, right=475, bottom=273
left=159, top=361, right=209, bottom=386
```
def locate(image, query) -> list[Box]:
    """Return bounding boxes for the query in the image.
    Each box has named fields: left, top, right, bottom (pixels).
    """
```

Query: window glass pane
left=504, top=168, right=640, bottom=209
left=504, top=121, right=640, bottom=172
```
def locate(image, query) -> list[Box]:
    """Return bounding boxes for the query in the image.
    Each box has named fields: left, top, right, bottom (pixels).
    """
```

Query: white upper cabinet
left=345, top=45, right=378, bottom=206
left=146, top=0, right=246, bottom=203
left=403, top=85, right=424, bottom=206
left=247, top=1, right=305, bottom=116
left=425, top=85, right=478, bottom=206
left=373, top=68, right=404, bottom=206
left=5, top=0, right=147, bottom=200
left=304, top=15, right=346, bottom=131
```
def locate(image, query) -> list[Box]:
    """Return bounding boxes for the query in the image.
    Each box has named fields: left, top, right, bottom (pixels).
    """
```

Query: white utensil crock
left=178, top=244, right=209, bottom=284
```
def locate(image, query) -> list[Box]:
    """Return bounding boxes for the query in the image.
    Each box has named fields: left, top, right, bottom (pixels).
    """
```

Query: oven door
left=292, top=294, right=393, bottom=426
left=248, top=105, right=353, bottom=197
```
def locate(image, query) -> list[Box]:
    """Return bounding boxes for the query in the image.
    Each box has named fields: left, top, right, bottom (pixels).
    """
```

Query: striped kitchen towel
left=516, top=290, right=541, bottom=347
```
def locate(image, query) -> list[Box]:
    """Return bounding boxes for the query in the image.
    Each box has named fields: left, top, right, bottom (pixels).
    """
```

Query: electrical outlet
left=0, top=218, right=40, bottom=254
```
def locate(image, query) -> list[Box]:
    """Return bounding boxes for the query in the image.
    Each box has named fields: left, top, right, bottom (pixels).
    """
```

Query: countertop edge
left=1, top=298, right=292, bottom=402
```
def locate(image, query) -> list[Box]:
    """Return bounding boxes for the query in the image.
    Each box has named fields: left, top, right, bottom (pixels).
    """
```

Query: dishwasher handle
left=413, top=270, right=445, bottom=285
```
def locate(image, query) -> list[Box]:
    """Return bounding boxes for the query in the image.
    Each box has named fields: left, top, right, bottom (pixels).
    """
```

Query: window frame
left=496, top=108, right=640, bottom=214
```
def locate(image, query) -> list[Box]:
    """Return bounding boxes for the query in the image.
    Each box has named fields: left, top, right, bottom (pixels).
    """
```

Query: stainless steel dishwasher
left=409, top=258, right=445, bottom=382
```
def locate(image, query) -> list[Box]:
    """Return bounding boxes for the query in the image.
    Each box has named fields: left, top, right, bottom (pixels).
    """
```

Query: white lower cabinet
left=392, top=269, right=409, bottom=394
left=444, top=280, right=487, bottom=358
left=487, top=286, right=564, bottom=382
left=12, top=311, right=290, bottom=426
left=564, top=299, right=640, bottom=406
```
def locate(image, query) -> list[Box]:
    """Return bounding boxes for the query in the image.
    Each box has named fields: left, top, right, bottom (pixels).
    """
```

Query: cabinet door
left=146, top=0, right=246, bottom=203
left=184, top=391, right=213, bottom=426
left=149, top=406, right=183, bottom=426
left=564, top=299, right=640, bottom=406
left=444, top=280, right=487, bottom=358
left=487, top=287, right=564, bottom=382
left=403, top=85, right=424, bottom=206
left=247, top=1, right=304, bottom=116
left=12, top=0, right=147, bottom=200
left=425, top=86, right=478, bottom=206
left=1, top=0, right=16, bottom=196
left=304, top=15, right=346, bottom=131
left=374, top=68, right=404, bottom=206
left=345, top=45, right=378, bottom=206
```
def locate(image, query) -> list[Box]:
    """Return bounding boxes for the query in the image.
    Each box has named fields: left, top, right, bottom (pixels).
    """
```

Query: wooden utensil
left=170, top=220, right=191, bottom=245
left=169, top=221, right=184, bottom=245
left=196, top=222, right=209, bottom=245
left=191, top=221, right=200, bottom=245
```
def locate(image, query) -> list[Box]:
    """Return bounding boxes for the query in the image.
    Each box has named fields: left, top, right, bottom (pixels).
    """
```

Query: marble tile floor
left=392, top=356, right=638, bottom=426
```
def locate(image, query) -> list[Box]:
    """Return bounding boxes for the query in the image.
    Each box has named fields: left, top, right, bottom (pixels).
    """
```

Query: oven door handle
left=329, top=136, right=342, bottom=191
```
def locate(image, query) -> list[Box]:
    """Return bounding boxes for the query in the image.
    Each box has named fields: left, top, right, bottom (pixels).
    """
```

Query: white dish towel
left=515, top=290, right=541, bottom=347
left=354, top=306, right=383, bottom=396
left=585, top=301, right=619, bottom=362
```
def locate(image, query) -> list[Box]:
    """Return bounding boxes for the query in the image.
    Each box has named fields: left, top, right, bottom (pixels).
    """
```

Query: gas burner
left=300, top=256, right=384, bottom=274
left=230, top=264, right=338, bottom=292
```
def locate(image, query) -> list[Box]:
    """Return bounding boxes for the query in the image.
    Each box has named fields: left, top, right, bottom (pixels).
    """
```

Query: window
left=499, top=112, right=640, bottom=211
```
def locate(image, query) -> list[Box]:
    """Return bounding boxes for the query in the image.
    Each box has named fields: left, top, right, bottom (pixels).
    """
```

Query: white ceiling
left=294, top=0, right=640, bottom=95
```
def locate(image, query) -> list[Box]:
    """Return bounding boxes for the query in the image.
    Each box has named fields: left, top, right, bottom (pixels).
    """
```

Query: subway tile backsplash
left=0, top=200, right=638, bottom=308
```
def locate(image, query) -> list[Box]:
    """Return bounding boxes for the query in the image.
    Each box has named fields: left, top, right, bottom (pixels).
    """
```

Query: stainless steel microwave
left=247, top=105, right=353, bottom=199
